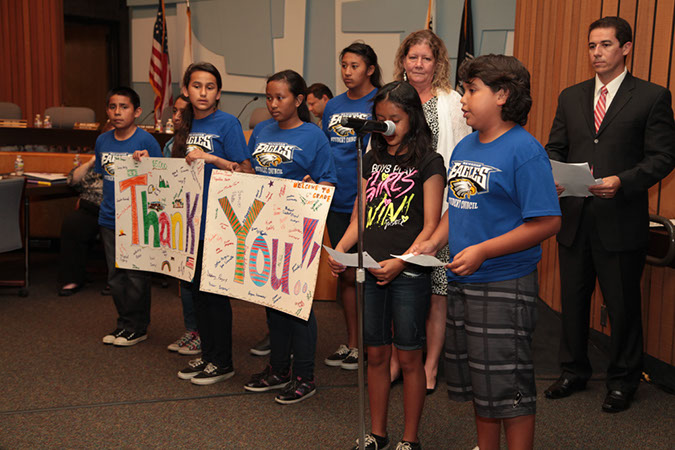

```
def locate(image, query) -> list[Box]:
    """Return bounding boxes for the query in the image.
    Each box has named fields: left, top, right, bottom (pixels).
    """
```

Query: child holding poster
left=327, top=81, right=446, bottom=450
left=96, top=87, right=162, bottom=347
left=137, top=62, right=253, bottom=385
left=244, top=70, right=337, bottom=404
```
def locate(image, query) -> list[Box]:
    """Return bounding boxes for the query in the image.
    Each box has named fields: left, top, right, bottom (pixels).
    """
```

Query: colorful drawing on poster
left=114, top=156, right=204, bottom=282
left=200, top=171, right=334, bottom=321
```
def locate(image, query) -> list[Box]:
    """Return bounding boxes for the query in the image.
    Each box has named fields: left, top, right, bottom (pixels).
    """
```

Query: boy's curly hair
left=458, top=54, right=532, bottom=126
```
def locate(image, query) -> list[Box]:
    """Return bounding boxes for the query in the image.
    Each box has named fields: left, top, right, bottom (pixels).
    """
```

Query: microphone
left=340, top=117, right=396, bottom=136
left=237, top=96, right=259, bottom=119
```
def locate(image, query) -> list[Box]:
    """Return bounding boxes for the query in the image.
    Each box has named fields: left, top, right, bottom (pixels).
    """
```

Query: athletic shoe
left=324, top=344, right=350, bottom=367
left=178, top=358, right=208, bottom=380
left=167, top=331, right=196, bottom=352
left=100, top=285, right=111, bottom=296
left=178, top=335, right=201, bottom=355
left=352, top=433, right=390, bottom=450
left=249, top=334, right=271, bottom=356
left=274, top=376, right=316, bottom=404
left=395, top=441, right=421, bottom=450
left=341, top=347, right=359, bottom=370
left=102, top=328, right=125, bottom=345
left=113, top=330, right=147, bottom=347
left=244, top=365, right=291, bottom=392
left=190, top=363, right=235, bottom=385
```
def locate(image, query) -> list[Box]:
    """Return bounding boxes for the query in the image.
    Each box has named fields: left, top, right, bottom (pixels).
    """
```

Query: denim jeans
left=363, top=270, right=431, bottom=350
left=179, top=280, right=197, bottom=332
left=190, top=241, right=233, bottom=368
left=268, top=307, right=317, bottom=380
left=100, top=226, right=151, bottom=334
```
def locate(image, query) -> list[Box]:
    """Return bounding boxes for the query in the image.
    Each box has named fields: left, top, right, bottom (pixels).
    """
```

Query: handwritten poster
left=114, top=156, right=205, bottom=282
left=200, top=170, right=334, bottom=320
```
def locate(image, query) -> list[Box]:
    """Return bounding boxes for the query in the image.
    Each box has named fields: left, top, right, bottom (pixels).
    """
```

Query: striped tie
left=594, top=86, right=608, bottom=133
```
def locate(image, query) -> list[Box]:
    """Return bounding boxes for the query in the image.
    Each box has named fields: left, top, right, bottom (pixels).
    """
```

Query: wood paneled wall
left=514, top=0, right=675, bottom=365
left=0, top=0, right=64, bottom=121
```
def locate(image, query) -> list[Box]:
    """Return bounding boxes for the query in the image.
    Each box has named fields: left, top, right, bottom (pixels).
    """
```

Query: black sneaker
left=274, top=376, right=316, bottom=404
left=352, top=433, right=390, bottom=450
left=324, top=344, right=350, bottom=367
left=341, top=347, right=359, bottom=370
left=249, top=334, right=271, bottom=356
left=178, top=358, right=208, bottom=380
left=100, top=285, right=111, bottom=296
left=190, top=363, right=235, bottom=385
left=102, top=328, right=124, bottom=345
left=394, top=441, right=421, bottom=450
left=244, top=365, right=291, bottom=392
left=113, top=330, right=147, bottom=347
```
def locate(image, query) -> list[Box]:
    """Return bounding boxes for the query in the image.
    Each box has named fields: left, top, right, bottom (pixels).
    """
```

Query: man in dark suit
left=544, top=16, right=675, bottom=413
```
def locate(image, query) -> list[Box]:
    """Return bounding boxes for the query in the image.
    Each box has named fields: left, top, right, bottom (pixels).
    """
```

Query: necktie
left=594, top=86, right=608, bottom=133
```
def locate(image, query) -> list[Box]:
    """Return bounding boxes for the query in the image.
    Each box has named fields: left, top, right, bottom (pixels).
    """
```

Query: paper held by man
left=549, top=160, right=602, bottom=197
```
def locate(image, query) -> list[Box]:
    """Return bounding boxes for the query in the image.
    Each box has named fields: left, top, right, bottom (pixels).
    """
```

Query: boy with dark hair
left=306, top=83, right=333, bottom=126
left=96, top=86, right=163, bottom=346
left=414, top=54, right=561, bottom=448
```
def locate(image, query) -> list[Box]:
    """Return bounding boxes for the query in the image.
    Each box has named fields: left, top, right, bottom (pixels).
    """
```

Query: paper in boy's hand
left=550, top=160, right=602, bottom=197
left=392, top=253, right=446, bottom=267
left=323, top=245, right=381, bottom=269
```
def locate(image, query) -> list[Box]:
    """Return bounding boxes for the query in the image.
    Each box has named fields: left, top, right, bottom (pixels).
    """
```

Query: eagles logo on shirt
left=327, top=112, right=370, bottom=137
left=252, top=142, right=297, bottom=167
left=447, top=160, right=499, bottom=199
left=100, top=152, right=131, bottom=178
left=186, top=133, right=218, bottom=153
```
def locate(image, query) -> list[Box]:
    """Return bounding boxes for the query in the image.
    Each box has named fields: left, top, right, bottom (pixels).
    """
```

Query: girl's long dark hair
left=173, top=62, right=223, bottom=158
left=340, top=42, right=383, bottom=89
left=370, top=81, right=432, bottom=168
left=267, top=70, right=311, bottom=123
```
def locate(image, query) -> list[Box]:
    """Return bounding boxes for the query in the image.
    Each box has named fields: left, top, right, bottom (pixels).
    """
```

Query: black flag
left=455, top=0, right=474, bottom=94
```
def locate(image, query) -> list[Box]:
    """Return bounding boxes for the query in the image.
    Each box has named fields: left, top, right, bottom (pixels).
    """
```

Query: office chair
left=0, top=177, right=28, bottom=296
left=44, top=106, right=96, bottom=129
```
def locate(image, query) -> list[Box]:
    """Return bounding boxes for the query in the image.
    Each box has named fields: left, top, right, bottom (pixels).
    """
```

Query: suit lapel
left=597, top=72, right=635, bottom=136
left=581, top=80, right=595, bottom=136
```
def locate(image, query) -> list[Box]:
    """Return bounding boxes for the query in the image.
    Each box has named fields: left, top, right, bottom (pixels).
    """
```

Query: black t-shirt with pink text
left=363, top=150, right=446, bottom=262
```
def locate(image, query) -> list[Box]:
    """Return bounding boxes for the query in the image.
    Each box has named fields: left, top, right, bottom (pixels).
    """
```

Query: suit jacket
left=546, top=72, right=675, bottom=251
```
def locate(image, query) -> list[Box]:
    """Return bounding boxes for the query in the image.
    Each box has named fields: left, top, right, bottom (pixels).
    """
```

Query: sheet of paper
left=550, top=160, right=601, bottom=197
left=392, top=253, right=446, bottom=267
left=323, top=245, right=381, bottom=269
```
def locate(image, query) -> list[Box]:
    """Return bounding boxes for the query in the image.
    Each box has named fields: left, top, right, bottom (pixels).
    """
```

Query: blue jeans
left=268, top=307, right=317, bottom=380
left=190, top=241, right=233, bottom=368
left=364, top=270, right=431, bottom=350
left=179, top=281, right=197, bottom=332
left=101, top=226, right=151, bottom=334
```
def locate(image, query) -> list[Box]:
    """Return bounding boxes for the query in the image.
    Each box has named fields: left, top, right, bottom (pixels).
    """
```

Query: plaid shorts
left=444, top=271, right=538, bottom=419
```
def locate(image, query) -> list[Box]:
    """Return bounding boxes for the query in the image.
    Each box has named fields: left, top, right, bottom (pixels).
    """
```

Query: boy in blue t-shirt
left=94, top=87, right=163, bottom=347
left=414, top=55, right=561, bottom=449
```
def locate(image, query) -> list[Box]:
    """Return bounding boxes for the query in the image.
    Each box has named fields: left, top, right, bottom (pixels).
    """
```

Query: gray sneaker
left=250, top=334, right=271, bottom=356
left=341, top=347, right=359, bottom=370
left=324, top=344, right=350, bottom=367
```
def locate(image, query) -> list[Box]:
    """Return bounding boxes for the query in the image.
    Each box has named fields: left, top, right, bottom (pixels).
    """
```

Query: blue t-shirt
left=187, top=109, right=249, bottom=238
left=446, top=125, right=561, bottom=283
left=247, top=118, right=275, bottom=155
left=94, top=127, right=162, bottom=229
left=250, top=121, right=337, bottom=184
left=322, top=89, right=377, bottom=212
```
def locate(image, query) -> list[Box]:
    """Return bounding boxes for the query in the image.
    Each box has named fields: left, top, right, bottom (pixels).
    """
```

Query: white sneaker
left=167, top=331, right=195, bottom=352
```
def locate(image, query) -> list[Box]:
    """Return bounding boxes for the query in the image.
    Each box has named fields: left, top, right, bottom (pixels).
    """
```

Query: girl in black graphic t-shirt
left=328, top=81, right=445, bottom=450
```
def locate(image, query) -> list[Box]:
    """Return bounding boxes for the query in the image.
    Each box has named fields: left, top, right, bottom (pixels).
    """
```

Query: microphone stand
left=236, top=96, right=259, bottom=120
left=354, top=127, right=367, bottom=450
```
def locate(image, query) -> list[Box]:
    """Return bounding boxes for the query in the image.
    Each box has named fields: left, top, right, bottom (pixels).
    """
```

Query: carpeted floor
left=0, top=250, right=673, bottom=449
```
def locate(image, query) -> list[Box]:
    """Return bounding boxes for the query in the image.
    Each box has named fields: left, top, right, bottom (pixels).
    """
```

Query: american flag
left=149, top=0, right=172, bottom=122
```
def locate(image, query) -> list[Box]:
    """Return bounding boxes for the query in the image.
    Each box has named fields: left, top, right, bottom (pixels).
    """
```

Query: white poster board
left=201, top=171, right=334, bottom=320
left=114, top=156, right=205, bottom=282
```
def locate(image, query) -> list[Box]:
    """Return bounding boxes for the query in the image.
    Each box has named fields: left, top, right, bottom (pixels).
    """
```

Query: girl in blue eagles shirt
left=137, top=62, right=253, bottom=385
left=244, top=70, right=337, bottom=404
left=321, top=42, right=382, bottom=370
